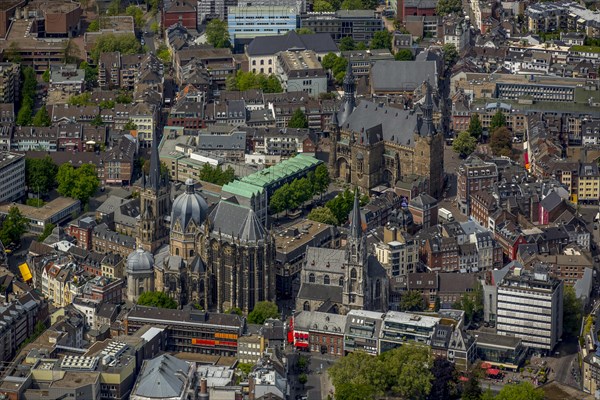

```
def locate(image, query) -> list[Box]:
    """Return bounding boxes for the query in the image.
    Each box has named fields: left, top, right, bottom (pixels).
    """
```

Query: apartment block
left=0, top=62, right=20, bottom=103
left=496, top=265, right=563, bottom=353
left=0, top=151, right=25, bottom=204
left=228, top=6, right=299, bottom=49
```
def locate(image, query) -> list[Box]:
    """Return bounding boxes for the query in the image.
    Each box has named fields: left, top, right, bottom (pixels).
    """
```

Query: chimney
left=199, top=378, right=209, bottom=399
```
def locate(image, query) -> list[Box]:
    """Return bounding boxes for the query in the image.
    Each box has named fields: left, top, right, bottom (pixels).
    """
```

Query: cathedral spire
left=338, top=59, right=356, bottom=126
left=423, top=79, right=434, bottom=137
left=349, top=189, right=362, bottom=239
left=147, top=127, right=162, bottom=193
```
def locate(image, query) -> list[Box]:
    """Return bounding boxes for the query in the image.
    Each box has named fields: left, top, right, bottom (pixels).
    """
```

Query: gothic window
left=309, top=273, right=315, bottom=283
left=303, top=301, right=310, bottom=311
left=189, top=249, right=194, bottom=257
left=175, top=248, right=179, bottom=256
left=324, top=275, right=330, bottom=285
left=199, top=280, right=204, bottom=293
left=375, top=279, right=381, bottom=299
left=339, top=277, right=344, bottom=286
left=357, top=160, right=363, bottom=173
left=138, top=286, right=144, bottom=295
left=350, top=268, right=357, bottom=292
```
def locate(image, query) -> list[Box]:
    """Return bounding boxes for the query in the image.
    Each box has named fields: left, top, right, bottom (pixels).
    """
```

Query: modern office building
left=301, top=10, right=383, bottom=44
left=228, top=6, right=299, bottom=50
left=343, top=310, right=385, bottom=355
left=0, top=62, right=20, bottom=103
left=0, top=152, right=25, bottom=204
left=496, top=264, right=564, bottom=353
left=379, top=311, right=440, bottom=353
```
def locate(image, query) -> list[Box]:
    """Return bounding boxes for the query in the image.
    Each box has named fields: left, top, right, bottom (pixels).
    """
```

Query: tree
left=288, top=108, right=308, bottom=128
left=5, top=41, right=22, bottom=63
left=467, top=113, right=483, bottom=140
left=90, top=33, right=142, bottom=63
left=42, top=69, right=50, bottom=83
left=443, top=43, right=459, bottom=65
left=313, top=164, right=330, bottom=194
left=461, top=373, right=482, bottom=400
left=69, top=92, right=93, bottom=106
left=116, top=93, right=133, bottom=104
left=206, top=19, right=230, bottom=48
left=429, top=357, right=458, bottom=400
left=325, top=188, right=357, bottom=225
left=123, top=120, right=137, bottom=131
left=314, top=0, right=335, bottom=11
left=335, top=382, right=377, bottom=400
left=80, top=61, right=98, bottom=87
left=339, top=36, right=357, bottom=51
left=452, top=131, right=477, bottom=157
left=225, top=307, right=243, bottom=316
left=87, top=19, right=100, bottom=32
left=436, top=0, right=462, bottom=15
left=308, top=206, right=339, bottom=225
left=298, top=373, right=308, bottom=385
left=296, top=27, right=314, bottom=34
left=495, top=382, right=543, bottom=400
left=395, top=49, right=414, bottom=61
left=151, top=21, right=160, bottom=35
left=91, top=114, right=104, bottom=127
left=227, top=70, right=282, bottom=93
left=56, top=164, right=99, bottom=204
left=125, top=5, right=145, bottom=28
left=247, top=301, right=279, bottom=324
left=16, top=103, right=33, bottom=126
left=0, top=207, right=28, bottom=245
left=107, top=0, right=121, bottom=15
left=198, top=163, right=235, bottom=185
left=490, top=126, right=512, bottom=157
left=26, top=156, right=58, bottom=196
left=399, top=290, right=426, bottom=311
left=63, top=39, right=82, bottom=64
left=563, top=285, right=583, bottom=337
left=371, top=30, right=392, bottom=50
left=238, top=363, right=253, bottom=375
left=269, top=184, right=289, bottom=214
left=137, top=291, right=178, bottom=309
left=489, top=110, right=507, bottom=132
left=157, top=44, right=172, bottom=64
left=434, top=296, right=441, bottom=312
left=452, top=283, right=483, bottom=325
left=16, top=66, right=36, bottom=126
left=38, top=223, right=56, bottom=242
left=341, top=0, right=364, bottom=9
left=32, top=106, right=51, bottom=127
left=99, top=100, right=115, bottom=109
left=297, top=355, right=309, bottom=371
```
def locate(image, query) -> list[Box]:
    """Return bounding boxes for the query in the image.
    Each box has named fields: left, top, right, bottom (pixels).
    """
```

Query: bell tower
left=343, top=189, right=369, bottom=311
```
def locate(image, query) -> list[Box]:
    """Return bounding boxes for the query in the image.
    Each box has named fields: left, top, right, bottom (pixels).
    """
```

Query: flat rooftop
left=0, top=197, right=79, bottom=222
left=275, top=220, right=333, bottom=254
left=2, top=19, right=66, bottom=51
left=49, top=371, right=98, bottom=389
left=31, top=0, right=80, bottom=14
left=0, top=0, right=24, bottom=12
left=0, top=152, right=23, bottom=169
left=279, top=50, right=322, bottom=71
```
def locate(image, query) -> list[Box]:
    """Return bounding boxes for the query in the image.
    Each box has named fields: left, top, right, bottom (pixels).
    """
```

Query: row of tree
left=269, top=164, right=330, bottom=214
left=313, top=0, right=378, bottom=12
left=198, top=163, right=236, bottom=186
left=16, top=67, right=41, bottom=126
left=225, top=70, right=283, bottom=93
left=307, top=187, right=368, bottom=226
left=329, top=346, right=544, bottom=400
left=90, top=33, right=143, bottom=63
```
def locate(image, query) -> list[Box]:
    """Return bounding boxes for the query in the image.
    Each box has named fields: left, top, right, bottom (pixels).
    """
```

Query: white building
left=375, top=239, right=418, bottom=278
left=496, top=264, right=563, bottom=353
left=0, top=152, right=25, bottom=203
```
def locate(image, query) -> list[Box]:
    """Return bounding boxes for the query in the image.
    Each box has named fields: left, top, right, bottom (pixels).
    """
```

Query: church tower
left=328, top=111, right=339, bottom=177
left=343, top=189, right=369, bottom=311
left=137, top=128, right=170, bottom=253
left=337, top=62, right=356, bottom=126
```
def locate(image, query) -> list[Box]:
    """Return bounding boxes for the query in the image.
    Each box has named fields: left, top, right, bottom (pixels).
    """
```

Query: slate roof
left=303, top=247, right=346, bottom=274
left=371, top=60, right=437, bottom=92
left=134, top=354, right=190, bottom=399
left=296, top=283, right=343, bottom=303
left=540, top=191, right=562, bottom=211
left=246, top=31, right=338, bottom=56
left=208, top=200, right=266, bottom=242
left=341, top=100, right=419, bottom=147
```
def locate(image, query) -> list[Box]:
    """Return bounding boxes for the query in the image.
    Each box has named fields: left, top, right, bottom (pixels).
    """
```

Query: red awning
left=295, top=341, right=309, bottom=348
left=458, top=376, right=469, bottom=382
left=480, top=362, right=492, bottom=369
left=487, top=368, right=502, bottom=376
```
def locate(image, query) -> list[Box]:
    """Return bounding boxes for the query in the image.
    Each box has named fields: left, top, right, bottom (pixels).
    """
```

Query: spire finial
left=349, top=188, right=362, bottom=239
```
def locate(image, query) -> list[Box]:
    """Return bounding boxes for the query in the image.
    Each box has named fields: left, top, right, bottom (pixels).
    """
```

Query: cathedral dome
left=171, top=179, right=209, bottom=231
left=126, top=248, right=154, bottom=273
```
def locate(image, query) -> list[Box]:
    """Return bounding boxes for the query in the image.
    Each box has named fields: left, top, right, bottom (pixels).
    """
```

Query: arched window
left=350, top=268, right=357, bottom=292
left=252, top=60, right=256, bottom=66
left=303, top=301, right=310, bottom=311
left=175, top=248, right=179, bottom=256
left=351, top=268, right=357, bottom=279
left=375, top=279, right=381, bottom=298
left=309, top=273, right=315, bottom=283
left=324, top=275, right=330, bottom=285
left=189, top=249, right=194, bottom=257
left=339, top=277, right=344, bottom=286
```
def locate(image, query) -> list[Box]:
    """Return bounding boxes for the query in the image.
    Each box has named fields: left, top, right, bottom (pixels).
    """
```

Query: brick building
left=68, top=216, right=97, bottom=250
left=457, top=155, right=499, bottom=215
left=162, top=0, right=197, bottom=30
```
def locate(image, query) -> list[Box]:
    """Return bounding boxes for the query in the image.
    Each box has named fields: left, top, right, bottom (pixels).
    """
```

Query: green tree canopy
left=198, top=163, right=235, bottom=186
left=489, top=110, right=507, bottom=132
left=16, top=67, right=36, bottom=126
left=395, top=49, right=414, bottom=61
left=90, top=33, right=142, bottom=63
left=371, top=30, right=392, bottom=50
left=288, top=108, right=308, bottom=128
left=341, top=0, right=364, bottom=9
left=563, top=285, right=583, bottom=337
left=429, top=357, right=458, bottom=400
left=87, top=19, right=100, bottom=32
left=339, top=36, right=357, bottom=51
left=399, top=290, right=427, bottom=311
left=324, top=188, right=367, bottom=225
left=123, top=120, right=138, bottom=130
left=151, top=21, right=160, bottom=34
left=56, top=163, right=99, bottom=204
left=314, top=0, right=335, bottom=11
left=116, top=92, right=133, bottom=104
left=91, top=114, right=104, bottom=127
left=495, top=382, right=544, bottom=400
left=79, top=61, right=98, bottom=87
left=125, top=5, right=145, bottom=28
left=226, top=70, right=283, bottom=93
left=308, top=206, right=339, bottom=225
left=247, top=301, right=279, bottom=324
left=206, top=19, right=231, bottom=48
left=296, top=27, right=314, bottom=34
left=38, top=223, right=56, bottom=242
left=157, top=44, right=172, bottom=64
left=490, top=126, right=512, bottom=157
left=314, top=164, right=330, bottom=194
left=436, top=0, right=462, bottom=15
left=0, top=207, right=28, bottom=245
left=42, top=69, right=50, bottom=83
left=468, top=113, right=483, bottom=139
left=461, top=372, right=483, bottom=400
left=452, top=131, right=477, bottom=157
left=26, top=156, right=58, bottom=195
left=452, top=283, right=483, bottom=325
left=137, top=291, right=178, bottom=309
left=32, top=106, right=51, bottom=127
left=69, top=92, right=93, bottom=106
left=443, top=43, right=459, bottom=65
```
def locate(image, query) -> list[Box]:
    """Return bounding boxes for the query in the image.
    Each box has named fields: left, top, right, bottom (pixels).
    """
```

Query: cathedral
left=126, top=129, right=275, bottom=312
left=329, top=63, right=445, bottom=198
left=296, top=191, right=389, bottom=314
